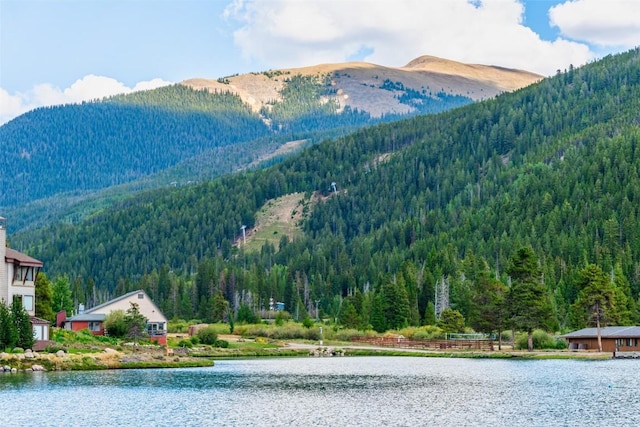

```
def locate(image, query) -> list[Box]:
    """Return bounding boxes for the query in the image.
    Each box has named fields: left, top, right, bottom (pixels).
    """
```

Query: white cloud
left=0, top=75, right=172, bottom=125
left=550, top=0, right=640, bottom=48
left=224, top=0, right=620, bottom=77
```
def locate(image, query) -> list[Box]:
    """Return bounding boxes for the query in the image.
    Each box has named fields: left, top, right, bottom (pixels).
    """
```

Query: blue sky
left=1, top=0, right=639, bottom=124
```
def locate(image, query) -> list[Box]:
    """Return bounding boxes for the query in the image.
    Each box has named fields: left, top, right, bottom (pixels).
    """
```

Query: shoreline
left=1, top=341, right=614, bottom=373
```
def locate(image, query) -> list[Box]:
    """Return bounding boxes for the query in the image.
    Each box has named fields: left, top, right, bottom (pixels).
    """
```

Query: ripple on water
left=2, top=357, right=640, bottom=426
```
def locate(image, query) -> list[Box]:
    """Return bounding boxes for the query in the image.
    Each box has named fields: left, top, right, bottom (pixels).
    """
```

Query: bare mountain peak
left=182, top=55, right=542, bottom=117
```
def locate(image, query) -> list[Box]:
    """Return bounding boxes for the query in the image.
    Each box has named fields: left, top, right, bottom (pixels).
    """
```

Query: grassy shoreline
left=1, top=329, right=613, bottom=373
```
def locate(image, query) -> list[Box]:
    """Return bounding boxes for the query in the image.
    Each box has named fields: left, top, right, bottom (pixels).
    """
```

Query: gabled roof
left=562, top=326, right=640, bottom=338
left=5, top=247, right=43, bottom=267
left=84, top=289, right=150, bottom=314
left=30, top=316, right=51, bottom=325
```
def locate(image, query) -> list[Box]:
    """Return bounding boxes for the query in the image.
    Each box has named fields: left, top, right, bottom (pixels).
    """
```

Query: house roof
left=562, top=326, right=640, bottom=339
left=66, top=313, right=106, bottom=322
left=5, top=247, right=43, bottom=267
left=30, top=316, right=51, bottom=325
left=84, top=289, right=151, bottom=314
left=69, top=289, right=166, bottom=323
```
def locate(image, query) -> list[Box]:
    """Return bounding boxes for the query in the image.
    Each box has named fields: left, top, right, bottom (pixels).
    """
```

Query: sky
left=1, top=0, right=639, bottom=124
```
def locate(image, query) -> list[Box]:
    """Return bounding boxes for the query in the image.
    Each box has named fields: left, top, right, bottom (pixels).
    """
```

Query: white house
left=63, top=289, right=168, bottom=344
left=1, top=216, right=50, bottom=349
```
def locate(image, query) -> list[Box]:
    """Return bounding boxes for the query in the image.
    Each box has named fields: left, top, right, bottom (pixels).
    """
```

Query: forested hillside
left=0, top=86, right=269, bottom=208
left=14, top=49, right=640, bottom=335
left=0, top=73, right=474, bottom=233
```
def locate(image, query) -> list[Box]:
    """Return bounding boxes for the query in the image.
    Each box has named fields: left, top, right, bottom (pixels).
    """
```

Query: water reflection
left=1, top=357, right=639, bottom=426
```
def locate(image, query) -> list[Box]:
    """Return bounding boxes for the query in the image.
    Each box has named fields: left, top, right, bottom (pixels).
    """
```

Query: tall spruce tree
left=35, top=272, right=55, bottom=322
left=0, top=302, right=18, bottom=350
left=569, top=264, right=616, bottom=352
left=506, top=246, right=553, bottom=351
left=12, top=297, right=34, bottom=350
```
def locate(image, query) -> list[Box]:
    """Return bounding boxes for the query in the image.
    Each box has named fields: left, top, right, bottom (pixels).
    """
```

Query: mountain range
left=0, top=56, right=540, bottom=233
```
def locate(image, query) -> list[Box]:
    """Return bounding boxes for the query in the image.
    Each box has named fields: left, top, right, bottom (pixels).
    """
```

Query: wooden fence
left=350, top=336, right=495, bottom=351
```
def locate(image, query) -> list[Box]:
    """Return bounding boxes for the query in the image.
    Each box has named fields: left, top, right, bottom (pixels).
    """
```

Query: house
left=562, top=326, right=640, bottom=354
left=63, top=289, right=168, bottom=345
left=1, top=216, right=51, bottom=350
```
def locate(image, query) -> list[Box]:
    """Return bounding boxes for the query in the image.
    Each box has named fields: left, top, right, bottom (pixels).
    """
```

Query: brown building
left=563, top=326, right=640, bottom=353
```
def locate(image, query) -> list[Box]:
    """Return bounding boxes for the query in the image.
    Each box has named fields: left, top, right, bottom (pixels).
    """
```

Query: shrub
left=515, top=330, right=567, bottom=350
left=302, top=317, right=314, bottom=329
left=274, top=311, right=290, bottom=326
left=410, top=326, right=445, bottom=340
left=196, top=326, right=218, bottom=345
left=168, top=319, right=190, bottom=333
left=214, top=339, right=229, bottom=348
left=236, top=305, right=259, bottom=324
left=177, top=339, right=193, bottom=348
left=104, top=310, right=127, bottom=338
left=305, top=328, right=321, bottom=341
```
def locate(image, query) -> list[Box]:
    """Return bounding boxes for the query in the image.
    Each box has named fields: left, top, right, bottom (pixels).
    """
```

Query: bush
left=236, top=305, right=259, bottom=324
left=408, top=326, right=445, bottom=340
left=302, top=317, right=314, bottom=329
left=196, top=326, right=218, bottom=345
left=167, top=319, right=190, bottom=333
left=515, top=330, right=567, bottom=350
left=104, top=310, right=127, bottom=338
left=214, top=339, right=229, bottom=348
left=177, top=339, right=193, bottom=348
left=274, top=311, right=291, bottom=326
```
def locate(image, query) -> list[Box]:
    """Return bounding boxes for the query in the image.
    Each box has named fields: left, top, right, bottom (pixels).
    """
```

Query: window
left=21, top=295, right=34, bottom=311
left=138, top=293, right=144, bottom=299
left=88, top=322, right=102, bottom=332
left=147, top=323, right=165, bottom=335
left=13, top=267, right=34, bottom=283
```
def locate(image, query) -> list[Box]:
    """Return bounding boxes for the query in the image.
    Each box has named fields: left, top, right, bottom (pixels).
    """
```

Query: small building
left=64, top=289, right=168, bottom=345
left=1, top=216, right=51, bottom=350
left=562, top=326, right=640, bottom=353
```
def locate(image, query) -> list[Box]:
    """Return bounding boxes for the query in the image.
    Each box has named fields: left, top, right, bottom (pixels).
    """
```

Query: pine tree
left=382, top=276, right=410, bottom=330
left=569, top=264, right=616, bottom=352
left=369, top=294, right=386, bottom=333
left=0, top=302, right=18, bottom=350
left=506, top=247, right=553, bottom=351
left=35, top=272, right=55, bottom=322
left=12, top=297, right=34, bottom=350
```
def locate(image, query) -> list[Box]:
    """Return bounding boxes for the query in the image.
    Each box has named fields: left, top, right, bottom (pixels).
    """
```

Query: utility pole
left=315, top=299, right=321, bottom=322
left=240, top=225, right=246, bottom=244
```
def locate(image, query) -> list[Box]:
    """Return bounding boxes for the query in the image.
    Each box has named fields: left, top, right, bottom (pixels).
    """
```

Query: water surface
left=1, top=357, right=639, bottom=426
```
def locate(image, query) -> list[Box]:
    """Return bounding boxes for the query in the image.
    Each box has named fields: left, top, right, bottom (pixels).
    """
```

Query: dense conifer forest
left=11, top=48, right=640, bottom=335
left=1, top=74, right=472, bottom=233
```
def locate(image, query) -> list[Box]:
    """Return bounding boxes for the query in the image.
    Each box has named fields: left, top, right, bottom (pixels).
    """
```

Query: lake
left=1, top=356, right=639, bottom=426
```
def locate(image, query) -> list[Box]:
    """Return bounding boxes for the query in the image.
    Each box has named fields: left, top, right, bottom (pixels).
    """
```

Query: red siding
left=70, top=321, right=104, bottom=335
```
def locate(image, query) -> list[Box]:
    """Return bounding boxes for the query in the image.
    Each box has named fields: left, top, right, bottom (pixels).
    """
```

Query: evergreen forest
left=1, top=73, right=472, bottom=234
left=10, top=48, right=640, bottom=337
